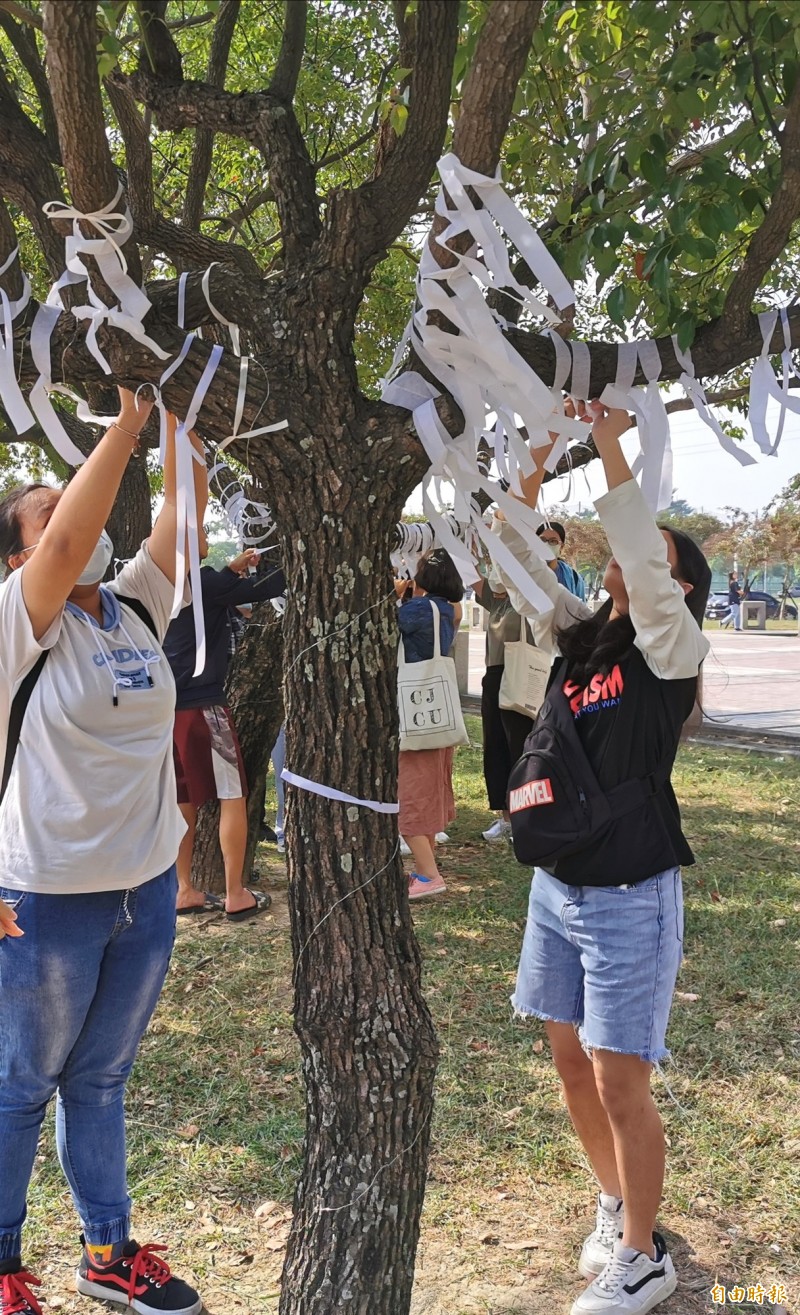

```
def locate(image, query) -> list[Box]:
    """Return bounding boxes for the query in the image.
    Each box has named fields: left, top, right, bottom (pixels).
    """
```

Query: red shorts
left=173, top=705, right=247, bottom=807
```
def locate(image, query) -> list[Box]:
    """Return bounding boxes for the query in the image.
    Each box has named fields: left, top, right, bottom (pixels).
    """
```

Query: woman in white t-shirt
left=0, top=389, right=206, bottom=1315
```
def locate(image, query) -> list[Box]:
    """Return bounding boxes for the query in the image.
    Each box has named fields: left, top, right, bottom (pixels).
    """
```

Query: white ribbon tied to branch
left=43, top=184, right=170, bottom=375
left=382, top=152, right=591, bottom=608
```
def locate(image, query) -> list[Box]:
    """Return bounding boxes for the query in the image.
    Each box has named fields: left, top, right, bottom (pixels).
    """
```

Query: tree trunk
left=273, top=462, right=438, bottom=1315
left=191, top=604, right=285, bottom=892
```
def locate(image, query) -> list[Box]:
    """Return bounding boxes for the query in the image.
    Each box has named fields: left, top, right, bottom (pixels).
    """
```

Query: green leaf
left=675, top=312, right=697, bottom=352
left=556, top=7, right=578, bottom=31
left=697, top=205, right=723, bottom=242
left=554, top=196, right=573, bottom=226
left=640, top=151, right=666, bottom=189
left=607, top=284, right=627, bottom=326
left=604, top=152, right=621, bottom=189
left=388, top=103, right=408, bottom=136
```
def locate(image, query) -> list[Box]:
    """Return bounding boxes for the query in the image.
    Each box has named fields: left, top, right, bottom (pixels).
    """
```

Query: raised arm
left=587, top=401, right=709, bottom=679
left=148, top=412, right=209, bottom=584
left=19, top=388, right=152, bottom=640
left=492, top=417, right=592, bottom=653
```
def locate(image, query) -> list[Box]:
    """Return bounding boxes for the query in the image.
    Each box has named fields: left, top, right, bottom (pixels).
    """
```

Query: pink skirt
left=398, top=746, right=456, bottom=837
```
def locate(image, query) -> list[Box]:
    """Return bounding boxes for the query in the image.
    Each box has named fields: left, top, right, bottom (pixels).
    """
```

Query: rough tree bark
left=3, top=4, right=800, bottom=1314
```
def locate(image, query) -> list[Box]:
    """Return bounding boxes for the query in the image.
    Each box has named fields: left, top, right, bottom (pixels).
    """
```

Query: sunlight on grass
left=21, top=717, right=800, bottom=1312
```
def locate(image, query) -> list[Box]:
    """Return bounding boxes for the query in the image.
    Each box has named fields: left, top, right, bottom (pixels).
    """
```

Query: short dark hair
left=0, top=483, right=51, bottom=565
left=537, top=520, right=566, bottom=545
left=414, top=549, right=464, bottom=603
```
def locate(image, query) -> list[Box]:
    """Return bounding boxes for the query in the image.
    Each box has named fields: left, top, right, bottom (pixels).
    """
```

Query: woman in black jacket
left=496, top=401, right=710, bottom=1315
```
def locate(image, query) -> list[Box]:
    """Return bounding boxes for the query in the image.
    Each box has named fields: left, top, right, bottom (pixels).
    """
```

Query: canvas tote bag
left=498, top=613, right=552, bottom=719
left=398, top=600, right=469, bottom=752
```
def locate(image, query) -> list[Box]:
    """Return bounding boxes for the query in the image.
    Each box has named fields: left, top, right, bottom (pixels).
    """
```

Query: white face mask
left=541, top=540, right=561, bottom=560
left=76, top=529, right=114, bottom=585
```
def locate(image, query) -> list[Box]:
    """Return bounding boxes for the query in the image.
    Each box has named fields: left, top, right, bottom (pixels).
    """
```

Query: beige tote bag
left=498, top=614, right=552, bottom=719
left=398, top=600, right=469, bottom=752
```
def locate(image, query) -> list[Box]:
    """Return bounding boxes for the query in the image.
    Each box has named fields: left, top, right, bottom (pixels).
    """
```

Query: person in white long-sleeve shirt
left=495, top=401, right=710, bottom=1315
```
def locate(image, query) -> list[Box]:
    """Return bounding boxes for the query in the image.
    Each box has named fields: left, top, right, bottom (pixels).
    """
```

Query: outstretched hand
left=116, top=385, right=155, bottom=431
left=583, top=399, right=632, bottom=447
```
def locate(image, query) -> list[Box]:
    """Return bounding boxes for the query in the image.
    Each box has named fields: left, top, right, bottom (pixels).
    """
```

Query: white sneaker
left=579, top=1193, right=625, bottom=1278
left=482, top=818, right=512, bottom=842
left=435, top=832, right=450, bottom=844
left=571, top=1236, right=676, bottom=1314
left=400, top=838, right=412, bottom=856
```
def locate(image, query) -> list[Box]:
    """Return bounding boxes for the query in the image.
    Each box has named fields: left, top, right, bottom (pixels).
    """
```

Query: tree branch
left=126, top=73, right=321, bottom=261
left=0, top=0, right=39, bottom=28
left=137, top=0, right=183, bottom=82
left=105, top=71, right=260, bottom=276
left=105, top=72, right=157, bottom=231
left=719, top=72, right=800, bottom=336
left=268, top=0, right=307, bottom=104
left=452, top=1, right=543, bottom=176
left=43, top=0, right=142, bottom=289
left=183, top=0, right=239, bottom=232
left=505, top=303, right=800, bottom=395
left=0, top=85, right=66, bottom=275
left=0, top=7, right=60, bottom=161
left=322, top=0, right=459, bottom=268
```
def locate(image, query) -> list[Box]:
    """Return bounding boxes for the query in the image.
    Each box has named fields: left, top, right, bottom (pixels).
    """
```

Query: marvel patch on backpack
left=507, top=660, right=671, bottom=869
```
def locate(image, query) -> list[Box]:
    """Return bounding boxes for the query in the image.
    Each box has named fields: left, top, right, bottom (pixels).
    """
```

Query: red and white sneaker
left=0, top=1266, right=42, bottom=1315
left=75, top=1240, right=201, bottom=1315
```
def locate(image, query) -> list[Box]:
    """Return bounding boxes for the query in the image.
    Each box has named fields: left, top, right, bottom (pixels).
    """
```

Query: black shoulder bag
left=0, top=595, right=156, bottom=805
left=507, top=659, right=672, bottom=869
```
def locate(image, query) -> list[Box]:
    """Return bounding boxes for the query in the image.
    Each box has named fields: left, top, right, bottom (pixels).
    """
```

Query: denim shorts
left=512, top=866, right=684, bottom=1064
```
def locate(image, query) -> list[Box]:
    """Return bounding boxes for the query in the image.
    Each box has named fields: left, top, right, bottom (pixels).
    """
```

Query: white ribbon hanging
left=201, top=262, right=241, bottom=356
left=671, top=338, right=757, bottom=468
left=600, top=340, right=673, bottom=512
left=382, top=154, right=586, bottom=608
left=0, top=247, right=35, bottom=436
left=749, top=308, right=800, bottom=456
left=43, top=185, right=170, bottom=375
left=167, top=342, right=224, bottom=677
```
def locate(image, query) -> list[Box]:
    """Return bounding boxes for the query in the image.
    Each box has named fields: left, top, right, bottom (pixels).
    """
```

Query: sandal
left=176, top=892, right=224, bottom=916
left=226, top=889, right=272, bottom=923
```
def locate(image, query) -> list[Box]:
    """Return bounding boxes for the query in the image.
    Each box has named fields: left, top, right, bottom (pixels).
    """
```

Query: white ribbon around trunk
left=281, top=768, right=399, bottom=815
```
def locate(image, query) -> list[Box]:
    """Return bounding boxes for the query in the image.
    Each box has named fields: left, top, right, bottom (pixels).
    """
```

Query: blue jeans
left=271, top=723, right=286, bottom=840
left=512, top=867, right=683, bottom=1064
left=0, top=868, right=177, bottom=1260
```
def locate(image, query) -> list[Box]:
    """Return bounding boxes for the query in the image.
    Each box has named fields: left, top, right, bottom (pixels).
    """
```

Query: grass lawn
left=21, top=718, right=800, bottom=1314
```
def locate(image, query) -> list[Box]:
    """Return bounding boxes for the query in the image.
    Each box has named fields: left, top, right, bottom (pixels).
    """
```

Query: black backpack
left=0, top=595, right=156, bottom=805
left=507, top=659, right=672, bottom=869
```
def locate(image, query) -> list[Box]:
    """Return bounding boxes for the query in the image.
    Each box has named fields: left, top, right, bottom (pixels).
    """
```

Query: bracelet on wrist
left=109, top=421, right=142, bottom=453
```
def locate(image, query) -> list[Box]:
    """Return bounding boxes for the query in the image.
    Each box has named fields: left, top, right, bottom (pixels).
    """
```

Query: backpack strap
left=115, top=593, right=157, bottom=639
left=1, top=595, right=157, bottom=809
left=1, top=650, right=49, bottom=806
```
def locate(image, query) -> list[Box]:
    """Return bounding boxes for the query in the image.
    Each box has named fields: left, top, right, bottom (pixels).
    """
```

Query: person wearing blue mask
left=0, top=389, right=206, bottom=1315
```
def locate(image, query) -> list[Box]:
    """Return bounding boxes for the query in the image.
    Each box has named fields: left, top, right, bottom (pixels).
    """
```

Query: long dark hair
left=556, top=525, right=711, bottom=687
left=0, top=483, right=50, bottom=568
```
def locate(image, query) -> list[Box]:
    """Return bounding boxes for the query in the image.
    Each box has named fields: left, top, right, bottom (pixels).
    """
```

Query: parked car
left=705, top=591, right=797, bottom=621
left=705, top=593, right=730, bottom=620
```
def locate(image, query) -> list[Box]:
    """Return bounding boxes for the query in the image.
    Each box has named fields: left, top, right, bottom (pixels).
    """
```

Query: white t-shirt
left=0, top=544, right=186, bottom=894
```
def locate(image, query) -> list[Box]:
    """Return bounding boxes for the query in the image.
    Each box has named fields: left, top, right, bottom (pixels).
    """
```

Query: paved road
left=464, top=627, right=800, bottom=737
